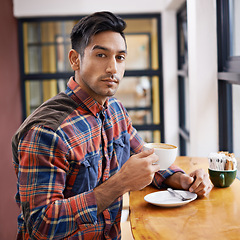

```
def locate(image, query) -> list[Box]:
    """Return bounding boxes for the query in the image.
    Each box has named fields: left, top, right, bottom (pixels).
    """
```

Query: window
left=217, top=0, right=240, bottom=156
left=18, top=14, right=164, bottom=143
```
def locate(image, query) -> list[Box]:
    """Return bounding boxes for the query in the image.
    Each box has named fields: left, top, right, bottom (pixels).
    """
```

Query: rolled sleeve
left=152, top=164, right=185, bottom=189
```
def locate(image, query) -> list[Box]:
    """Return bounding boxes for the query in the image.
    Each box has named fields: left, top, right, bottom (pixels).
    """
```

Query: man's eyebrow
left=92, top=45, right=127, bottom=54
left=92, top=45, right=108, bottom=51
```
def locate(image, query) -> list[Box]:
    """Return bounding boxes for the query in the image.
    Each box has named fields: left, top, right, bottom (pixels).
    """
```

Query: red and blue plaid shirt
left=12, top=77, right=182, bottom=239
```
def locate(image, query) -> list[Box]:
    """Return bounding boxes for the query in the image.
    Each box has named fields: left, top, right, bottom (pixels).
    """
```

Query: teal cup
left=208, top=168, right=237, bottom=188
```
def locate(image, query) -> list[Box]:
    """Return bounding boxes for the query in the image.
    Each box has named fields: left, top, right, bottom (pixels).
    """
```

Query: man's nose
left=106, top=57, right=117, bottom=74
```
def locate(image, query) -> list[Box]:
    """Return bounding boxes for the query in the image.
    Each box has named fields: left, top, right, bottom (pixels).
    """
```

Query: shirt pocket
left=113, top=133, right=130, bottom=167
left=72, top=153, right=100, bottom=194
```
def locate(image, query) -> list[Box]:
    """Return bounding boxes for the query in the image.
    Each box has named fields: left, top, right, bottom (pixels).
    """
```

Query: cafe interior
left=1, top=0, right=240, bottom=239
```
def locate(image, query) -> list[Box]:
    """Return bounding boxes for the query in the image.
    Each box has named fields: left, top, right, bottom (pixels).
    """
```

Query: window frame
left=217, top=0, right=240, bottom=152
left=177, top=3, right=190, bottom=156
left=18, top=13, right=165, bottom=142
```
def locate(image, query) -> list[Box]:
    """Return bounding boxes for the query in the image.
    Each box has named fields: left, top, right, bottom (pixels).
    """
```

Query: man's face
left=74, top=31, right=127, bottom=105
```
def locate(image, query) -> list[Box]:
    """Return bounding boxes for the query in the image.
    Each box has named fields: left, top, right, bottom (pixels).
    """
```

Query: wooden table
left=129, top=157, right=240, bottom=240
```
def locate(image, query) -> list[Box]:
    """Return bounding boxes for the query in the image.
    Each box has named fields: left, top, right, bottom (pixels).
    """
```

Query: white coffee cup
left=143, top=143, right=178, bottom=170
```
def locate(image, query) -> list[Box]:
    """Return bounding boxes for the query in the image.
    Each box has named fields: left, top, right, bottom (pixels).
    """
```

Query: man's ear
left=68, top=49, right=80, bottom=71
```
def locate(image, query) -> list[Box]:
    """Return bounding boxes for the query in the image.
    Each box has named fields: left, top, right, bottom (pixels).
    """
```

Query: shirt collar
left=66, top=77, right=108, bottom=117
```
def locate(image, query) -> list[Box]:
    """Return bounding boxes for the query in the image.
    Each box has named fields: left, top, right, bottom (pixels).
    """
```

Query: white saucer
left=144, top=190, right=197, bottom=207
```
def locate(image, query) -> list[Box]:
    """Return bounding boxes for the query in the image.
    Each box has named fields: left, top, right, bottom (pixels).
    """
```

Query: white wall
left=187, top=0, right=218, bottom=156
left=161, top=10, right=179, bottom=147
left=13, top=0, right=168, bottom=17
left=13, top=0, right=219, bottom=157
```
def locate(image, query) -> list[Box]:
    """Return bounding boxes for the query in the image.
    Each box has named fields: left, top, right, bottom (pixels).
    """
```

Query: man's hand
left=119, top=149, right=161, bottom=192
left=94, top=149, right=161, bottom=214
left=179, top=169, right=213, bottom=197
left=164, top=169, right=213, bottom=197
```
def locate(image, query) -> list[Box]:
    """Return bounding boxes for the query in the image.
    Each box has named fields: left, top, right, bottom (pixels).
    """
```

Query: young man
left=12, top=11, right=212, bottom=239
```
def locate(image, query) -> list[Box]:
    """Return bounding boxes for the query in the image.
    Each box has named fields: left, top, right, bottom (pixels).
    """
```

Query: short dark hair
left=70, top=11, right=127, bottom=56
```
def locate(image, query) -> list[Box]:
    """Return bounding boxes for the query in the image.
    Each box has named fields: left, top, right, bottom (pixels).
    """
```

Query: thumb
left=187, top=175, right=194, bottom=184
left=139, top=148, right=155, bottom=158
left=181, top=174, right=194, bottom=189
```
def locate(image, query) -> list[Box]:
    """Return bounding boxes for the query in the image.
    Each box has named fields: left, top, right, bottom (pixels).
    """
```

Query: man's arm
left=94, top=149, right=160, bottom=214
left=17, top=126, right=98, bottom=239
left=119, top=101, right=212, bottom=198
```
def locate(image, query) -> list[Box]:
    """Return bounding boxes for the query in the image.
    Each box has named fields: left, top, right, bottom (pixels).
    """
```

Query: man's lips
left=102, top=78, right=118, bottom=83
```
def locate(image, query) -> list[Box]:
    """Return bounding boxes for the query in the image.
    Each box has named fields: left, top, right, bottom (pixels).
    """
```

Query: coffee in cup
left=143, top=143, right=178, bottom=170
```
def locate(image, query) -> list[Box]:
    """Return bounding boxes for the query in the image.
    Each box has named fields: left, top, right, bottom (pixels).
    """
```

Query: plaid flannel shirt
left=12, top=77, right=183, bottom=239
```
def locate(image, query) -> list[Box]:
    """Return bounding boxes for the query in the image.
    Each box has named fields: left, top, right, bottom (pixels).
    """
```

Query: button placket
left=102, top=209, right=111, bottom=238
left=99, top=111, right=110, bottom=182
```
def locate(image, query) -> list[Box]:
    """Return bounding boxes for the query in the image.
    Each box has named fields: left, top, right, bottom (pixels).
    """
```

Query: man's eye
left=117, top=55, right=125, bottom=61
left=97, top=53, right=106, bottom=58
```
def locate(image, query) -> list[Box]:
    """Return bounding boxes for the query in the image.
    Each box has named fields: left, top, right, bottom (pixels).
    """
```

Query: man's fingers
left=189, top=177, right=203, bottom=192
left=190, top=181, right=204, bottom=193
left=132, top=149, right=160, bottom=174
left=188, top=170, right=203, bottom=191
left=151, top=161, right=162, bottom=172
left=188, top=169, right=212, bottom=197
left=193, top=183, right=212, bottom=196
left=140, top=149, right=160, bottom=172
left=139, top=149, right=159, bottom=165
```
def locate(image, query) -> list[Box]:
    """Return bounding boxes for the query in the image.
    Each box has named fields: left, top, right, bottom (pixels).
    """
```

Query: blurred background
left=1, top=0, right=239, bottom=238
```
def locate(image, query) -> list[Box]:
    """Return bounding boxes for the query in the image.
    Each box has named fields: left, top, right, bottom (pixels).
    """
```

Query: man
left=12, top=11, right=212, bottom=239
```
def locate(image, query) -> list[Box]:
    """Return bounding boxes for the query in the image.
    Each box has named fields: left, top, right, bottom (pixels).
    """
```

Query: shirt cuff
left=152, top=164, right=185, bottom=189
left=70, top=189, right=98, bottom=226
